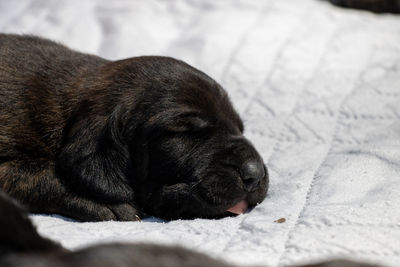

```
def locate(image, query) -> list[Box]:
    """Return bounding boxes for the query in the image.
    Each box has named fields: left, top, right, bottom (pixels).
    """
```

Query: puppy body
left=0, top=34, right=138, bottom=220
left=0, top=34, right=268, bottom=221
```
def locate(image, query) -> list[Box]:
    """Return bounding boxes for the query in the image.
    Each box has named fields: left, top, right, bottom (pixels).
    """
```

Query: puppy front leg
left=0, top=159, right=140, bottom=221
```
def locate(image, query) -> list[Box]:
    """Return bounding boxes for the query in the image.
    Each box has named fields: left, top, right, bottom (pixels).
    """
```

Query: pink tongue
left=227, top=200, right=248, bottom=215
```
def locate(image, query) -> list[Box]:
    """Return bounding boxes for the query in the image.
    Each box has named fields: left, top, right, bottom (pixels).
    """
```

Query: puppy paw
left=80, top=205, right=118, bottom=222
left=108, top=203, right=141, bottom=221
left=61, top=199, right=141, bottom=222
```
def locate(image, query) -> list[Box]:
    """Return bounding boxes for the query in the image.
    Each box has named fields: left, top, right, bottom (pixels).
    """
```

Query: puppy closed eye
left=167, top=114, right=214, bottom=133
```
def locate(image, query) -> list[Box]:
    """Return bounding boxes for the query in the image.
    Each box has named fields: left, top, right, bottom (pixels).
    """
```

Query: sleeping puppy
left=0, top=192, right=379, bottom=267
left=0, top=34, right=268, bottom=221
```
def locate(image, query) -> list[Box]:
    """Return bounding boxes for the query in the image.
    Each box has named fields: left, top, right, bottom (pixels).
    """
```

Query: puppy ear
left=56, top=105, right=134, bottom=202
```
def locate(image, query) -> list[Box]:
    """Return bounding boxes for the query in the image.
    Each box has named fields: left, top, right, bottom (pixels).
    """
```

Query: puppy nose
left=240, top=161, right=265, bottom=191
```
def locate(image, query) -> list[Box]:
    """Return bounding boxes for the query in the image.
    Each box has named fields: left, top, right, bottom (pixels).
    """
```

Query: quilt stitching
left=277, top=50, right=376, bottom=265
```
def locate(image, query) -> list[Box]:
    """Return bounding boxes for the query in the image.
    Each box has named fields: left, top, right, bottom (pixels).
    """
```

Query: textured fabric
left=1, top=0, right=400, bottom=266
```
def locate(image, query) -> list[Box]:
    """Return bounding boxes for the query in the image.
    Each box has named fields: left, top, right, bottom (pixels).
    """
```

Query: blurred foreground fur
left=0, top=192, right=380, bottom=267
left=328, top=0, right=400, bottom=13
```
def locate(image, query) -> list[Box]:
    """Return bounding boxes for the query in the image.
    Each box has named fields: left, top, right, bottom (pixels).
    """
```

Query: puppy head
left=117, top=57, right=269, bottom=219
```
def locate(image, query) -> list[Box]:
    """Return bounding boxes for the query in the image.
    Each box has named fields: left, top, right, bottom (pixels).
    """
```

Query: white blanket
left=1, top=0, right=400, bottom=266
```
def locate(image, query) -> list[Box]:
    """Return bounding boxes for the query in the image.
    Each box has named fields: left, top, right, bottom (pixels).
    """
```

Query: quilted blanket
left=1, top=0, right=399, bottom=266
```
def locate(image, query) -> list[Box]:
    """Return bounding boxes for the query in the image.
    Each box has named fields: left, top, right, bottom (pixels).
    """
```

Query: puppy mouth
left=226, top=199, right=249, bottom=215
left=190, top=189, right=251, bottom=218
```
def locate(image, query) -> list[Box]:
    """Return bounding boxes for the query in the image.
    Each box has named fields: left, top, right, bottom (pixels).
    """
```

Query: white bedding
left=1, top=0, right=400, bottom=266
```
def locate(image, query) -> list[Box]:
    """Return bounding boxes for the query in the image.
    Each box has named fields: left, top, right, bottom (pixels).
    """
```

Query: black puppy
left=0, top=34, right=268, bottom=221
left=0, top=192, right=379, bottom=267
